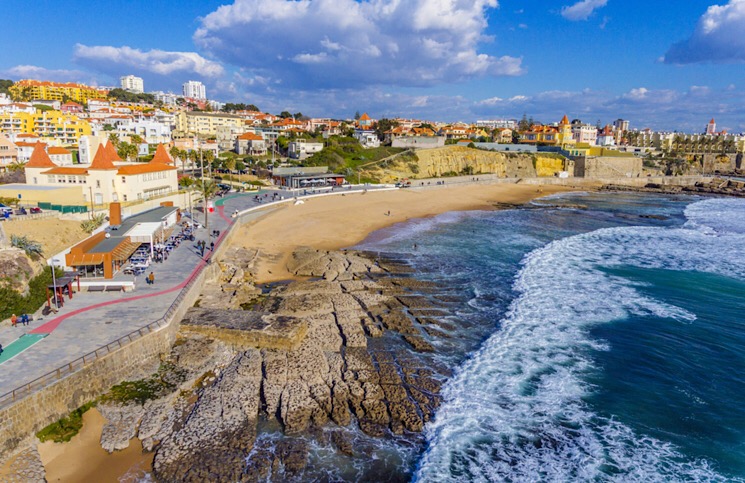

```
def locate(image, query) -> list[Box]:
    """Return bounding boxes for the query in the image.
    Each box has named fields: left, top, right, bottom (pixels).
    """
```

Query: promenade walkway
left=0, top=185, right=392, bottom=401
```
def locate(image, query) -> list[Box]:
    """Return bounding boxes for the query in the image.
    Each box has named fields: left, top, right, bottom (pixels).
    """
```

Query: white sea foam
left=415, top=198, right=745, bottom=482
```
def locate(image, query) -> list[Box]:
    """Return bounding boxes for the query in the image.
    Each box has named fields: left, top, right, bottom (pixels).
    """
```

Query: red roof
left=90, top=144, right=117, bottom=170
left=560, top=115, right=569, bottom=125
left=42, top=167, right=88, bottom=175
left=48, top=147, right=71, bottom=155
left=26, top=142, right=57, bottom=168
left=149, top=144, right=173, bottom=164
left=238, top=132, right=264, bottom=141
left=359, top=113, right=371, bottom=121
left=105, top=141, right=122, bottom=162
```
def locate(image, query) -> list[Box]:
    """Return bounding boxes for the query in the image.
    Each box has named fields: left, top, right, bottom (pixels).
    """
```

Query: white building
left=24, top=141, right=177, bottom=204
left=475, top=119, right=517, bottom=130
left=79, top=135, right=109, bottom=165
left=572, top=124, right=598, bottom=145
left=120, top=75, right=144, bottom=94
left=152, top=91, right=180, bottom=106
left=288, top=139, right=323, bottom=159
left=354, top=129, right=380, bottom=148
left=182, top=81, right=206, bottom=100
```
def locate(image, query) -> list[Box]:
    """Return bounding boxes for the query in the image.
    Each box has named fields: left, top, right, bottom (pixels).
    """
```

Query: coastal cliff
left=362, top=145, right=567, bottom=182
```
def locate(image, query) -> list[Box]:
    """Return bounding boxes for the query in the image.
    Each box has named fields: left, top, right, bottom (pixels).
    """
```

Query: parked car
left=0, top=203, right=13, bottom=215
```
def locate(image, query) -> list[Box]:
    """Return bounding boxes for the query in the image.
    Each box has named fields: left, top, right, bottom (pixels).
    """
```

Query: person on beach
left=11, top=314, right=17, bottom=327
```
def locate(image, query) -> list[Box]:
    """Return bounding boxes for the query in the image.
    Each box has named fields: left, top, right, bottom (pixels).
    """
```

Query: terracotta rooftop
left=90, top=144, right=117, bottom=170
left=25, top=142, right=57, bottom=168
left=47, top=147, right=71, bottom=155
left=149, top=144, right=173, bottom=164
left=238, top=132, right=264, bottom=141
left=105, top=141, right=122, bottom=162
left=42, top=167, right=88, bottom=175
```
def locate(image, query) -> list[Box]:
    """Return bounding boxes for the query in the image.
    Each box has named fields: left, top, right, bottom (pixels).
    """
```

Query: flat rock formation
left=93, top=248, right=458, bottom=481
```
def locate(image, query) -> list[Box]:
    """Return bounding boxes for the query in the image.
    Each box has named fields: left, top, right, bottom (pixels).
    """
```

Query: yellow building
left=10, top=79, right=108, bottom=104
left=176, top=111, right=245, bottom=136
left=557, top=115, right=576, bottom=148
left=0, top=110, right=92, bottom=145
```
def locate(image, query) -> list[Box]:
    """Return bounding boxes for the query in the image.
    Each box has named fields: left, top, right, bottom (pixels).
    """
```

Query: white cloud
left=194, top=0, right=524, bottom=89
left=664, top=0, right=745, bottom=64
left=561, top=0, right=608, bottom=21
left=73, top=44, right=224, bottom=78
left=1, top=65, right=89, bottom=83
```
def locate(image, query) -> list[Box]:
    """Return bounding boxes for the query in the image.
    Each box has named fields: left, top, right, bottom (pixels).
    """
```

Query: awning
left=67, top=252, right=105, bottom=266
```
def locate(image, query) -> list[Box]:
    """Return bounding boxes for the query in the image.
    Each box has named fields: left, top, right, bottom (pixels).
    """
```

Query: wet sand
left=235, top=183, right=571, bottom=282
left=38, top=408, right=153, bottom=483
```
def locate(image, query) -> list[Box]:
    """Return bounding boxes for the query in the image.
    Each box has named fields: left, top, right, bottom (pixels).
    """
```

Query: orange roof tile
left=14, top=142, right=39, bottom=147
left=42, top=167, right=88, bottom=175
left=90, top=144, right=117, bottom=170
left=47, top=147, right=71, bottom=155
left=359, top=113, right=371, bottom=121
left=26, top=142, right=57, bottom=168
left=105, top=141, right=122, bottom=162
left=117, top=164, right=176, bottom=175
left=149, top=144, right=173, bottom=164
left=16, top=134, right=38, bottom=138
left=238, top=132, right=264, bottom=141
left=560, top=115, right=569, bottom=125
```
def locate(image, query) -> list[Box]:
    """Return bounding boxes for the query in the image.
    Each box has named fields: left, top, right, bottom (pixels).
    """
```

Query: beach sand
left=236, top=183, right=571, bottom=282
left=37, top=408, right=153, bottom=483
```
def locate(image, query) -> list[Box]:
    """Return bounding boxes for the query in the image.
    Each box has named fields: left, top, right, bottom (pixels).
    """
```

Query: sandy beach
left=236, top=183, right=571, bottom=282
left=37, top=408, right=153, bottom=483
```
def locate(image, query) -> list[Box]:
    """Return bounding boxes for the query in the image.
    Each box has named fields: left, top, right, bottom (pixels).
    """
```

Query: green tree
left=374, top=118, right=400, bottom=142
left=108, top=133, right=120, bottom=147
left=0, top=79, right=13, bottom=96
left=178, top=175, right=196, bottom=215
left=130, top=134, right=144, bottom=145
left=354, top=111, right=361, bottom=120
left=247, top=104, right=259, bottom=112
left=518, top=114, right=530, bottom=131
left=235, top=160, right=246, bottom=172
left=279, top=111, right=293, bottom=119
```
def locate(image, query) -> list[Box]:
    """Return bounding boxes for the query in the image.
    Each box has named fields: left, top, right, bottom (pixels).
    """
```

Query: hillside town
left=1, top=77, right=742, bottom=200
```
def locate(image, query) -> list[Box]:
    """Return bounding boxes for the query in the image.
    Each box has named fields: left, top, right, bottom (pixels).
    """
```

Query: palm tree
left=11, top=235, right=43, bottom=259
left=170, top=146, right=185, bottom=172
left=200, top=180, right=219, bottom=236
left=178, top=175, right=196, bottom=216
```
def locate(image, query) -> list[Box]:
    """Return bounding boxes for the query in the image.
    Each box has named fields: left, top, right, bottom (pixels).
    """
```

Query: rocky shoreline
left=87, top=246, right=463, bottom=481
left=602, top=177, right=745, bottom=197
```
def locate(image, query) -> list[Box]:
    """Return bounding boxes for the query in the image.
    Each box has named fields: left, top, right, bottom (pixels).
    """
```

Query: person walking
left=148, top=272, right=155, bottom=285
left=210, top=241, right=215, bottom=251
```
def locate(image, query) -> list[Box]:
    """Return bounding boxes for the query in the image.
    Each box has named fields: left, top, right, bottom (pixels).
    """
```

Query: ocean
left=355, top=192, right=745, bottom=482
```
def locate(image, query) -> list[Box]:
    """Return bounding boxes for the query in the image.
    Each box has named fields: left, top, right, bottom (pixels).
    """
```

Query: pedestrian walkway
left=0, top=334, right=47, bottom=364
left=0, top=185, right=394, bottom=399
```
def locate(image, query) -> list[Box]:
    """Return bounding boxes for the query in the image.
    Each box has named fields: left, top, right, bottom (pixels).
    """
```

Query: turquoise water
left=356, top=192, right=745, bottom=481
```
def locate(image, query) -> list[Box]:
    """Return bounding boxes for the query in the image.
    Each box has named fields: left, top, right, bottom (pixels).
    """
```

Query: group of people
left=153, top=247, right=169, bottom=263
left=10, top=314, right=30, bottom=326
left=196, top=240, right=214, bottom=257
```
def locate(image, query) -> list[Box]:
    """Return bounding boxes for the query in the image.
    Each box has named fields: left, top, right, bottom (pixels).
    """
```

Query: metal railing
left=0, top=244, right=210, bottom=410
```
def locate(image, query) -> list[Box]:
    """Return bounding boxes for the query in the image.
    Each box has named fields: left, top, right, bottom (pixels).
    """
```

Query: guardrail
left=0, top=245, right=210, bottom=410
left=0, top=184, right=398, bottom=410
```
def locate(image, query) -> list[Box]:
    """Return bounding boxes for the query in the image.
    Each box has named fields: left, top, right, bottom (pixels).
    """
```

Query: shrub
left=0, top=266, right=63, bottom=320
left=10, top=235, right=43, bottom=258
left=80, top=213, right=106, bottom=233
left=36, top=401, right=97, bottom=443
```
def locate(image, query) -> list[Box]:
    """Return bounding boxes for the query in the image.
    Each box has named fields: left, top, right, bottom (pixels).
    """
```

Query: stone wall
left=574, top=156, right=643, bottom=178
left=0, top=255, right=207, bottom=460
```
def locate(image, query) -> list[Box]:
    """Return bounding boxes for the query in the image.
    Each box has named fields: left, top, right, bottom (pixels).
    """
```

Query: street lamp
left=50, top=260, right=58, bottom=308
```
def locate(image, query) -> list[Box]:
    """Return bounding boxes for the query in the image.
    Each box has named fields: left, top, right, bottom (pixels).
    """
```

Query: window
left=123, top=194, right=127, bottom=201
left=121, top=176, right=126, bottom=183
left=33, top=177, right=38, bottom=184
left=96, top=180, right=101, bottom=188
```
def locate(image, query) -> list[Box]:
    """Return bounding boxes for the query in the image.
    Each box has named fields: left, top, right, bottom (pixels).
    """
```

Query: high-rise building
left=613, top=119, right=630, bottom=132
left=182, top=80, right=206, bottom=100
left=120, top=75, right=144, bottom=94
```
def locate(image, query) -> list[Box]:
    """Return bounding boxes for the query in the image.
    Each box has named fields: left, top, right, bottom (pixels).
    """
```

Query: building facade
left=176, top=111, right=245, bottom=136
left=182, top=81, right=206, bottom=100
left=120, top=75, right=144, bottom=94
left=10, top=79, right=108, bottom=104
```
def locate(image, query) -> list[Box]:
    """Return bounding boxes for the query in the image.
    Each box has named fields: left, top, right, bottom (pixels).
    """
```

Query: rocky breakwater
left=92, top=246, right=460, bottom=481
left=603, top=177, right=745, bottom=198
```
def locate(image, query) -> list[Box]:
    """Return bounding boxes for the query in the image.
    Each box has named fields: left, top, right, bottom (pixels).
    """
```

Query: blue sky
left=2, top=0, right=744, bottom=132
